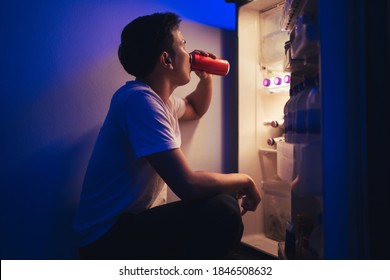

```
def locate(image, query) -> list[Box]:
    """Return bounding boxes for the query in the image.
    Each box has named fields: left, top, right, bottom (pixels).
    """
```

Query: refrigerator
left=226, top=0, right=390, bottom=259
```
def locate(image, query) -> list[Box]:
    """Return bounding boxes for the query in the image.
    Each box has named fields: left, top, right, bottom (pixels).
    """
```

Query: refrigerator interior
left=237, top=0, right=323, bottom=258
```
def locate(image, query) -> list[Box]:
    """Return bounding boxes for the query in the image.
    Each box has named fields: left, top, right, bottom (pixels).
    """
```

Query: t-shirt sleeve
left=170, top=95, right=186, bottom=119
left=123, top=92, right=179, bottom=158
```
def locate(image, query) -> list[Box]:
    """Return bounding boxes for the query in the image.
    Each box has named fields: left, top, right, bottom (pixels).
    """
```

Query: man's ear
left=161, top=51, right=173, bottom=69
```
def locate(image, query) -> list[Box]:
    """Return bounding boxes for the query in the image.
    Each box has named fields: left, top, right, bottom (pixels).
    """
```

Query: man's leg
left=79, top=194, right=243, bottom=259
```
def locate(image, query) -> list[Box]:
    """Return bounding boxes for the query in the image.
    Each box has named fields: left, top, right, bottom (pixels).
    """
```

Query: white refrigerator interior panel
left=237, top=7, right=262, bottom=235
left=238, top=0, right=291, bottom=256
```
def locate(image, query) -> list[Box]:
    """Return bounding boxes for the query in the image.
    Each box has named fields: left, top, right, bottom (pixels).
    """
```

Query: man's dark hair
left=118, top=12, right=181, bottom=78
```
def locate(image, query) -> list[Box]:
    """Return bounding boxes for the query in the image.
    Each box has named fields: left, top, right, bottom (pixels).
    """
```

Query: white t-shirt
left=74, top=80, right=186, bottom=246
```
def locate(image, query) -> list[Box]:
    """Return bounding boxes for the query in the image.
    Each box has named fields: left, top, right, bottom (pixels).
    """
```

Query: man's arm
left=180, top=73, right=213, bottom=121
left=180, top=49, right=216, bottom=121
left=146, top=148, right=261, bottom=215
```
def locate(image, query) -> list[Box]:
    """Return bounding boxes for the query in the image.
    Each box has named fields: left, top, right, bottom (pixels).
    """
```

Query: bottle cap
left=274, top=77, right=282, bottom=85
left=267, top=138, right=275, bottom=146
left=263, top=78, right=271, bottom=87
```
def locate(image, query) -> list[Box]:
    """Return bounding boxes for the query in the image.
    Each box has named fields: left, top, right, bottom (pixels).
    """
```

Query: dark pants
left=79, top=194, right=244, bottom=260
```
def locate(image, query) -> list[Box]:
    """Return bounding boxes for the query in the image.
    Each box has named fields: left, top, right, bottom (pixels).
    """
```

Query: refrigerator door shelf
left=259, top=147, right=277, bottom=154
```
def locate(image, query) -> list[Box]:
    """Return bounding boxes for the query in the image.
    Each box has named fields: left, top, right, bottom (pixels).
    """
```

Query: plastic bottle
left=306, top=76, right=321, bottom=142
left=263, top=78, right=271, bottom=87
left=291, top=13, right=319, bottom=60
left=284, top=85, right=297, bottom=143
left=309, top=214, right=324, bottom=259
left=267, top=136, right=285, bottom=146
left=287, top=82, right=303, bottom=143
left=271, top=119, right=284, bottom=128
left=294, top=77, right=315, bottom=143
left=284, top=220, right=296, bottom=259
left=263, top=119, right=284, bottom=129
left=274, top=76, right=282, bottom=85
left=263, top=75, right=290, bottom=92
left=296, top=214, right=315, bottom=259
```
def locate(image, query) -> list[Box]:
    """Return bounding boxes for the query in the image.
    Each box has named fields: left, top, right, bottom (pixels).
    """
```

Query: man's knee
left=207, top=194, right=243, bottom=231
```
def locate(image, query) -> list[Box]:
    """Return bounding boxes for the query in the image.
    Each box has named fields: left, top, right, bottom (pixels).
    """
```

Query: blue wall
left=0, top=0, right=235, bottom=259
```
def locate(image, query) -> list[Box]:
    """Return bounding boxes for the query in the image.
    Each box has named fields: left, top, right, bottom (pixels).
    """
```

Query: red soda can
left=190, top=53, right=230, bottom=76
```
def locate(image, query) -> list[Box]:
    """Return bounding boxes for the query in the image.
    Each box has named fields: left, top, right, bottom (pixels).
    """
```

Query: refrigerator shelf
left=241, top=233, right=279, bottom=257
left=259, top=148, right=277, bottom=154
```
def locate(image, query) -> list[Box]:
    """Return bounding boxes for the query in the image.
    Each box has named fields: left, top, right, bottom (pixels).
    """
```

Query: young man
left=74, top=12, right=261, bottom=260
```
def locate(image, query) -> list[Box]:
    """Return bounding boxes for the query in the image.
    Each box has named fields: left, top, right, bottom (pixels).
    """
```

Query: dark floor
left=226, top=242, right=277, bottom=260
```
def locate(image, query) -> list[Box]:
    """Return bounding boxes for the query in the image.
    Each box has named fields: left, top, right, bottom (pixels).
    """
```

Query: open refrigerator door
left=237, top=0, right=323, bottom=259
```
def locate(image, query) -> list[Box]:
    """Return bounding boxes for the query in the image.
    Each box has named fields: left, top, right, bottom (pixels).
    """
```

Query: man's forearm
left=185, top=75, right=213, bottom=118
